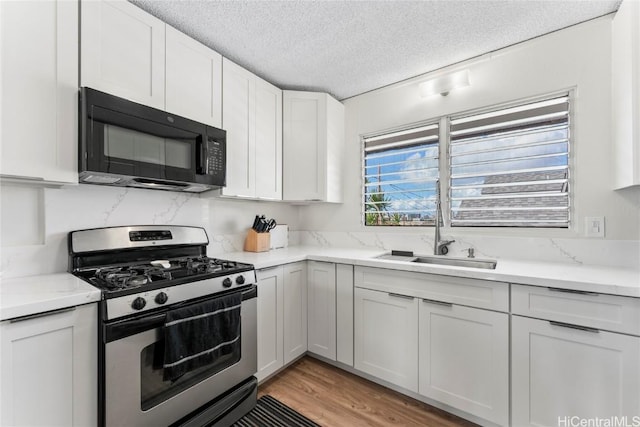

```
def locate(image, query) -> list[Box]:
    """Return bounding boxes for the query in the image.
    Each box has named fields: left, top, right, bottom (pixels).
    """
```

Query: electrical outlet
left=585, top=216, right=605, bottom=238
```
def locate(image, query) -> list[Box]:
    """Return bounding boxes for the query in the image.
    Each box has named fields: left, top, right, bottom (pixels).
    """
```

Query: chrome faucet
left=434, top=180, right=454, bottom=255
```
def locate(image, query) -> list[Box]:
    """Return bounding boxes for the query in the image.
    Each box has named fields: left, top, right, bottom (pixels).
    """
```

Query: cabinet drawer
left=512, top=285, right=640, bottom=335
left=354, top=266, right=508, bottom=312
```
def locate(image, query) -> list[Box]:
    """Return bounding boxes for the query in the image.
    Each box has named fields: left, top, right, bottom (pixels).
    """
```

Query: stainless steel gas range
left=68, top=225, right=257, bottom=427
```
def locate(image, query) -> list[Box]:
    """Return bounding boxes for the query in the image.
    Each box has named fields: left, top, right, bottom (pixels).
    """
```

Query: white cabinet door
left=165, top=26, right=222, bottom=127
left=419, top=301, right=509, bottom=426
left=283, top=91, right=325, bottom=201
left=283, top=262, right=307, bottom=364
left=612, top=0, right=640, bottom=189
left=282, top=91, right=344, bottom=202
left=256, top=267, right=284, bottom=382
left=254, top=78, right=283, bottom=200
left=221, top=58, right=256, bottom=198
left=81, top=0, right=165, bottom=109
left=221, top=59, right=282, bottom=199
left=0, top=0, right=78, bottom=184
left=307, top=261, right=337, bottom=360
left=354, top=287, right=418, bottom=392
left=336, top=263, right=354, bottom=366
left=0, top=304, right=97, bottom=427
left=512, top=315, right=640, bottom=426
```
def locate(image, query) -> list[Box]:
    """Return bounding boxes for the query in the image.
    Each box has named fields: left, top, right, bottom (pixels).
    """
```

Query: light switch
left=585, top=216, right=605, bottom=238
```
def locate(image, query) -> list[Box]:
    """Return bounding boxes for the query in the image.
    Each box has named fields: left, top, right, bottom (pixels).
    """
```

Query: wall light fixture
left=419, top=69, right=470, bottom=97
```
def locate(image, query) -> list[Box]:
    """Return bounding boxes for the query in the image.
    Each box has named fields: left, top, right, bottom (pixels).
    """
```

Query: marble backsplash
left=1, top=183, right=638, bottom=279
left=0, top=183, right=300, bottom=279
left=297, top=230, right=640, bottom=269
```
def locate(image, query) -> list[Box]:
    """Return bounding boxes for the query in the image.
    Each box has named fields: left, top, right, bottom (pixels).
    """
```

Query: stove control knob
left=235, top=275, right=245, bottom=285
left=222, top=278, right=233, bottom=288
left=131, top=297, right=146, bottom=311
left=155, top=292, right=168, bottom=305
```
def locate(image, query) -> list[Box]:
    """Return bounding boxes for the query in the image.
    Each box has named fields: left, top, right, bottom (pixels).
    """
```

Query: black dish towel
left=163, top=292, right=242, bottom=382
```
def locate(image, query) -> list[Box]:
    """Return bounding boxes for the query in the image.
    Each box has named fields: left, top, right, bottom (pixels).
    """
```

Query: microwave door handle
left=196, top=136, right=207, bottom=175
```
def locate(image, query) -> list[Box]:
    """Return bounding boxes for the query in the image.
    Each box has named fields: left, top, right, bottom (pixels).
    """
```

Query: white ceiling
left=130, top=0, right=621, bottom=100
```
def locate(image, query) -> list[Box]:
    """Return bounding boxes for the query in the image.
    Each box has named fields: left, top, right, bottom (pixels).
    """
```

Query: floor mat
left=233, top=395, right=320, bottom=427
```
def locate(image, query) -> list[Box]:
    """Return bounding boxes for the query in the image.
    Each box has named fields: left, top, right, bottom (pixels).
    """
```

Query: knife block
left=244, top=229, right=270, bottom=252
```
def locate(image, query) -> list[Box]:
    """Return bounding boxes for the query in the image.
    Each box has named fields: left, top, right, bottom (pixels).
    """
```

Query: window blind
left=449, top=95, right=570, bottom=227
left=363, top=123, right=439, bottom=226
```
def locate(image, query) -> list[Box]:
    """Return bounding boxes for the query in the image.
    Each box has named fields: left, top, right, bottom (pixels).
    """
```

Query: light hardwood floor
left=258, top=356, right=477, bottom=426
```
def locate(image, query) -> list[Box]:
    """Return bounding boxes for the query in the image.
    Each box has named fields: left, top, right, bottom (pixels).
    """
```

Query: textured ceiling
left=130, top=0, right=621, bottom=100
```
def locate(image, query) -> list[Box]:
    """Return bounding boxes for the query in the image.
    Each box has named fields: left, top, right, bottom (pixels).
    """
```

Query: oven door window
left=140, top=330, right=241, bottom=411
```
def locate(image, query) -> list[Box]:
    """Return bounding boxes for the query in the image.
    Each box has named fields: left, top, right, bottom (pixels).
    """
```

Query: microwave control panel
left=205, top=138, right=224, bottom=176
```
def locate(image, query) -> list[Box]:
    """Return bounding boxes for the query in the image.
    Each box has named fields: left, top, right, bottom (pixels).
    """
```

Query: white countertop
left=2, top=246, right=638, bottom=321
left=0, top=273, right=101, bottom=321
left=223, top=246, right=640, bottom=298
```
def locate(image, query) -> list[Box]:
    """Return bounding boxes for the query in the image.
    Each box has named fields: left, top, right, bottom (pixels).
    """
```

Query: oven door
left=102, top=287, right=257, bottom=427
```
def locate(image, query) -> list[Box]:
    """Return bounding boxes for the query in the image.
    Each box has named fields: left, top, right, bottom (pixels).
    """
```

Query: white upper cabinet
left=221, top=58, right=282, bottom=199
left=165, top=26, right=222, bottom=128
left=222, top=59, right=256, bottom=198
left=82, top=0, right=224, bottom=128
left=255, top=79, right=283, bottom=200
left=283, top=91, right=344, bottom=203
left=81, top=0, right=166, bottom=109
left=612, top=0, right=640, bottom=189
left=0, top=0, right=78, bottom=184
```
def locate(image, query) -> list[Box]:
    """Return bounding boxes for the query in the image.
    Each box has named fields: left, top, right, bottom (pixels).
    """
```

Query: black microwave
left=79, top=87, right=226, bottom=193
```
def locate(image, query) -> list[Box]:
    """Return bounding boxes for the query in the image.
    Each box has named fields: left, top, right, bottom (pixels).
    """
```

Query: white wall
left=300, top=16, right=640, bottom=250
left=0, top=183, right=300, bottom=278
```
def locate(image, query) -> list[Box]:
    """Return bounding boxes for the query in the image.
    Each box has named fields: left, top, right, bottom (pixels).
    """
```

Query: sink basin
left=412, top=256, right=497, bottom=270
left=375, top=252, right=497, bottom=270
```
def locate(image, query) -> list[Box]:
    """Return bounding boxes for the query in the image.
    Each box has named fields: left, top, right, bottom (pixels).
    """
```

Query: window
left=363, top=123, right=439, bottom=226
left=449, top=95, right=570, bottom=227
left=362, top=93, right=571, bottom=228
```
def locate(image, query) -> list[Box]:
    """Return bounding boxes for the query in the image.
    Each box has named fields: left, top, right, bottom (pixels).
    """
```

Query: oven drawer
left=511, top=284, right=640, bottom=335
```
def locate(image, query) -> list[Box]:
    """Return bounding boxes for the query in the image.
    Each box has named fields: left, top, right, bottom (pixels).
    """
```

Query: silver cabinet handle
left=547, top=287, right=599, bottom=296
left=550, top=321, right=599, bottom=333
left=422, top=298, right=453, bottom=307
left=388, top=292, right=414, bottom=300
left=9, top=307, right=76, bottom=323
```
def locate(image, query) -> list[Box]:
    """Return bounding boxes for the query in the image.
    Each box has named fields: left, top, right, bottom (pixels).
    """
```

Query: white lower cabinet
left=512, top=315, right=640, bottom=426
left=283, top=262, right=308, bottom=364
left=0, top=304, right=97, bottom=426
left=256, top=262, right=308, bottom=382
left=419, top=300, right=509, bottom=426
left=336, top=264, right=354, bottom=366
left=354, top=287, right=419, bottom=392
left=256, top=267, right=284, bottom=381
left=307, top=261, right=337, bottom=360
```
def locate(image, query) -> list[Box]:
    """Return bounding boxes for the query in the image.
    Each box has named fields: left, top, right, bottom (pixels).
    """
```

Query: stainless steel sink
left=412, top=256, right=497, bottom=270
left=375, top=252, right=497, bottom=269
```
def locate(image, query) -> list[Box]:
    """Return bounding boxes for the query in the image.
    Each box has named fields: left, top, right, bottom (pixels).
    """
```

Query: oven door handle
left=105, top=285, right=257, bottom=343
left=105, top=312, right=167, bottom=343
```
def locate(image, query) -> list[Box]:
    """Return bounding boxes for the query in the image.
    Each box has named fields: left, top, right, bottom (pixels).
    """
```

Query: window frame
left=361, top=119, right=441, bottom=227
left=361, top=89, right=575, bottom=229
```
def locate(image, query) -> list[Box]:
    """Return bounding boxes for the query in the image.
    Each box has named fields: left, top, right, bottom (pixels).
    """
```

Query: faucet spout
left=434, top=179, right=454, bottom=255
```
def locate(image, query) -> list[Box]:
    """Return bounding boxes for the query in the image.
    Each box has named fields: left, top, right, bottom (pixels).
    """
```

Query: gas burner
left=175, top=256, right=238, bottom=275
left=94, top=265, right=172, bottom=290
